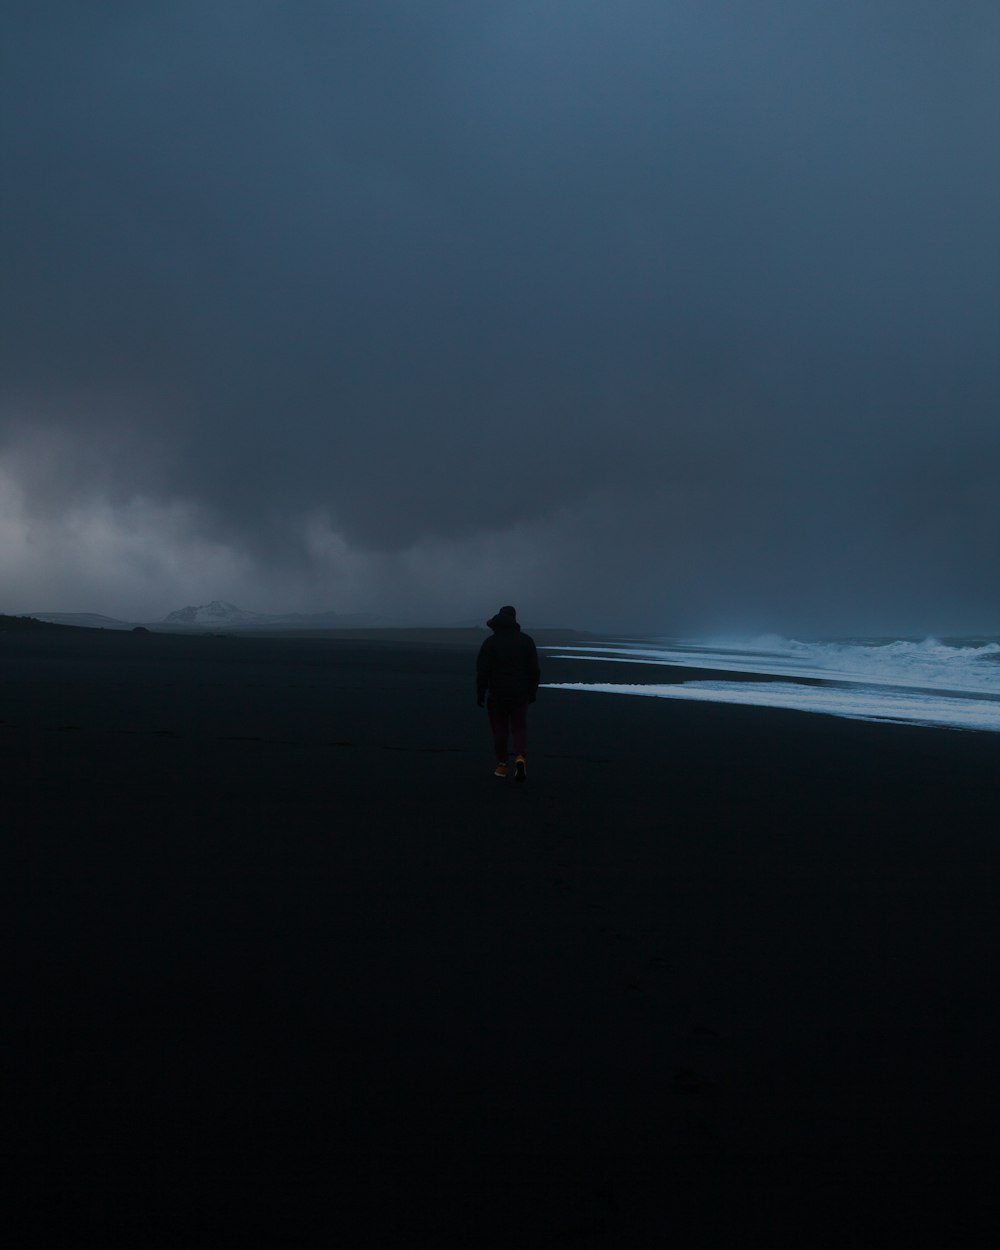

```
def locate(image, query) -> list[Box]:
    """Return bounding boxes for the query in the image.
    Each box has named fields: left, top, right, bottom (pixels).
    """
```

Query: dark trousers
left=487, top=697, right=527, bottom=762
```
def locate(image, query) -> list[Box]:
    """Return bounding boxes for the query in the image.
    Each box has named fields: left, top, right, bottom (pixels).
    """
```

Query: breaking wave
left=542, top=635, right=1000, bottom=732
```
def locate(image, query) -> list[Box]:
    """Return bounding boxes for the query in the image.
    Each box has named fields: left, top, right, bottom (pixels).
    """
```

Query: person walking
left=476, top=605, right=540, bottom=781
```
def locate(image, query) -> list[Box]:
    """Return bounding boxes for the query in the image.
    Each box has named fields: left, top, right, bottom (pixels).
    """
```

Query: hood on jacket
left=487, top=605, right=519, bottom=631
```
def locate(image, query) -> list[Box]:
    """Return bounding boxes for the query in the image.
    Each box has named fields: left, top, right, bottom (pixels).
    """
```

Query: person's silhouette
left=476, top=606, right=540, bottom=781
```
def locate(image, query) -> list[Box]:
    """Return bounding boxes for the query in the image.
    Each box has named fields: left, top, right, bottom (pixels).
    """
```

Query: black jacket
left=476, top=623, right=540, bottom=704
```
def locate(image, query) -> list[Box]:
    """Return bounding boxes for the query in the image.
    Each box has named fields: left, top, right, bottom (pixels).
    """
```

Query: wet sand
left=6, top=624, right=999, bottom=1245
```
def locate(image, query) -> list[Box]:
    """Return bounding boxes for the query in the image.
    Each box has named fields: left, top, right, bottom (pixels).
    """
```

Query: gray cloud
left=2, top=1, right=998, bottom=632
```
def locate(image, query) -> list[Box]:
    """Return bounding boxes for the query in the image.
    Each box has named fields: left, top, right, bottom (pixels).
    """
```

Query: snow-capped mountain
left=161, top=601, right=268, bottom=627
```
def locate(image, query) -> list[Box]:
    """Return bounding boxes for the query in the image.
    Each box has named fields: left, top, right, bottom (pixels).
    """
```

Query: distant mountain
left=23, top=612, right=137, bottom=630
left=159, top=601, right=393, bottom=630
left=162, top=600, right=266, bottom=628
left=1, top=614, right=65, bottom=631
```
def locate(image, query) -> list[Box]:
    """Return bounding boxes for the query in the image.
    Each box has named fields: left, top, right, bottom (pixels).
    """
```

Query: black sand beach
left=6, top=623, right=999, bottom=1245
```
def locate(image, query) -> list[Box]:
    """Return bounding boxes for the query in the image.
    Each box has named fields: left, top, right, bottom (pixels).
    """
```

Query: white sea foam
left=543, top=680, right=1000, bottom=732
left=542, top=636, right=1000, bottom=732
left=548, top=636, right=1000, bottom=696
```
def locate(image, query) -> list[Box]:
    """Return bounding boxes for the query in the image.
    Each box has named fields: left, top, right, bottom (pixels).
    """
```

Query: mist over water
left=544, top=636, right=1000, bottom=732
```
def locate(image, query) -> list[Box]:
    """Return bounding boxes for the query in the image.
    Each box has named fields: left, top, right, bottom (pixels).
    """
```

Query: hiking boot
left=514, top=755, right=526, bottom=783
left=494, top=763, right=508, bottom=778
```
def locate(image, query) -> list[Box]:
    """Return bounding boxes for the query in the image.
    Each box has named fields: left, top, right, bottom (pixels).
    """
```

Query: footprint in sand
left=673, top=1067, right=717, bottom=1096
left=690, top=1023, right=722, bottom=1043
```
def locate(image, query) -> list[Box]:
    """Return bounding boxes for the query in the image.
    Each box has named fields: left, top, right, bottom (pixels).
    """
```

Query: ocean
left=542, top=635, right=1000, bottom=733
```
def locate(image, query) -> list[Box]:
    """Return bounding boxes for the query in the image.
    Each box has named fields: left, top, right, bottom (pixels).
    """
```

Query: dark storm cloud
left=2, top=1, right=998, bottom=630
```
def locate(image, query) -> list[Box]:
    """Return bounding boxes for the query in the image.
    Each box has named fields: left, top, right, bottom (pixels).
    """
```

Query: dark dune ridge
left=6, top=626, right=999, bottom=1245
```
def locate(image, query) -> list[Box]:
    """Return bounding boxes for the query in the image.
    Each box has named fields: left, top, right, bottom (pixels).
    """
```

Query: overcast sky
left=2, top=1, right=998, bottom=633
